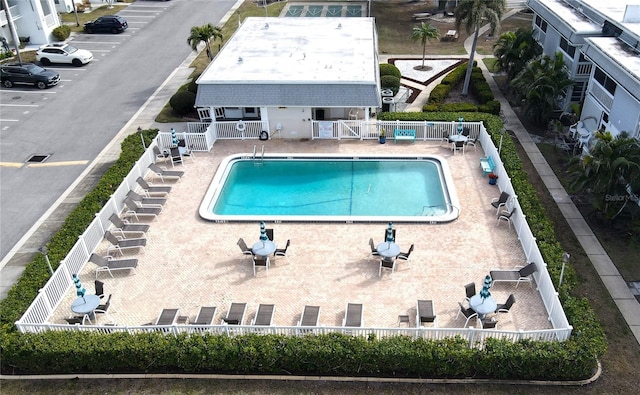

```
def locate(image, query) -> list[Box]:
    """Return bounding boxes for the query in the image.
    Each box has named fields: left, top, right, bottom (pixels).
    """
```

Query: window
left=39, top=0, right=52, bottom=16
left=593, top=67, right=617, bottom=95
left=559, top=37, right=576, bottom=58
left=535, top=15, right=547, bottom=32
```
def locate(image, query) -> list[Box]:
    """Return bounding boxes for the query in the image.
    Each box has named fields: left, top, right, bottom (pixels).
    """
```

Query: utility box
left=382, top=97, right=394, bottom=112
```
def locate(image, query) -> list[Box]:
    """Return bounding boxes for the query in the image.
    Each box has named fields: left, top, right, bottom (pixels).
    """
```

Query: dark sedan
left=0, top=63, right=60, bottom=89
left=84, top=15, right=128, bottom=34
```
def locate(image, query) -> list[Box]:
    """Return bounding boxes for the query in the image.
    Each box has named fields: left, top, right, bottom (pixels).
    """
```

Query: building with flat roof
left=195, top=17, right=381, bottom=139
left=527, top=0, right=640, bottom=147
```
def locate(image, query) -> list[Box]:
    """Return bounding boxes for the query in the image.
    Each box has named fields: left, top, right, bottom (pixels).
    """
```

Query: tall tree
left=493, top=28, right=541, bottom=79
left=455, top=0, right=505, bottom=96
left=411, top=22, right=440, bottom=70
left=569, top=131, right=640, bottom=220
left=187, top=23, right=223, bottom=61
left=510, top=53, right=573, bottom=125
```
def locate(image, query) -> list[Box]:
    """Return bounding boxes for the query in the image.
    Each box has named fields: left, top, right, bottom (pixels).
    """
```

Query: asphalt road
left=0, top=0, right=236, bottom=262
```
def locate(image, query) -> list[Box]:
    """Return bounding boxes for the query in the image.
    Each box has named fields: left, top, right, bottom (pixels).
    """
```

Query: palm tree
left=569, top=131, right=640, bottom=220
left=187, top=24, right=223, bottom=61
left=411, top=22, right=440, bottom=70
left=510, top=53, right=573, bottom=125
left=493, top=28, right=541, bottom=79
left=455, top=0, right=506, bottom=96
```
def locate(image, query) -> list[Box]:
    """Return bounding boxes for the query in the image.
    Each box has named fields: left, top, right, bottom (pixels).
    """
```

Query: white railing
left=576, top=62, right=593, bottom=76
left=588, top=83, right=613, bottom=111
left=15, top=122, right=572, bottom=341
left=0, top=5, right=20, bottom=25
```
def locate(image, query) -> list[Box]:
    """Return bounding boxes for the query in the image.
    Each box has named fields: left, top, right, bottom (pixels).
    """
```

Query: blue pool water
left=199, top=154, right=459, bottom=223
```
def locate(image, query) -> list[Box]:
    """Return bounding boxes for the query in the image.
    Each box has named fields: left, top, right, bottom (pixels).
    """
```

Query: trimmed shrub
left=422, top=104, right=441, bottom=112
left=440, top=103, right=478, bottom=112
left=380, top=75, right=400, bottom=95
left=380, top=63, right=401, bottom=79
left=479, top=100, right=501, bottom=115
left=440, top=63, right=468, bottom=86
left=427, top=84, right=450, bottom=104
left=169, top=91, right=196, bottom=116
left=52, top=25, right=71, bottom=41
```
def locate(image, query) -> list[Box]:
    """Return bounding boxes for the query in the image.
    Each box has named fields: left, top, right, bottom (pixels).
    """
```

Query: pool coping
left=198, top=153, right=460, bottom=223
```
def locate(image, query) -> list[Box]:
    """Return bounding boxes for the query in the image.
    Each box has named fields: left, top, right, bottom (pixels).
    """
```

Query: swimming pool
left=199, top=154, right=459, bottom=223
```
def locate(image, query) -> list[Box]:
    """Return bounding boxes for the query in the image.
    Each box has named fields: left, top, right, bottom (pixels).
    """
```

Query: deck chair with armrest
left=94, top=294, right=113, bottom=315
left=177, top=138, right=196, bottom=162
left=94, top=280, right=105, bottom=299
left=274, top=239, right=290, bottom=258
left=464, top=282, right=476, bottom=303
left=148, top=163, right=184, bottom=183
left=136, top=176, right=171, bottom=196
left=456, top=302, right=478, bottom=327
left=369, top=238, right=380, bottom=257
left=416, top=299, right=437, bottom=327
left=153, top=146, right=170, bottom=164
left=489, top=262, right=537, bottom=288
left=265, top=228, right=274, bottom=241
left=89, top=253, right=138, bottom=279
left=104, top=231, right=147, bottom=256
left=396, top=244, right=414, bottom=261
left=65, top=315, right=89, bottom=325
left=495, top=294, right=516, bottom=315
left=109, top=214, right=149, bottom=237
left=251, top=304, right=275, bottom=326
left=253, top=255, right=270, bottom=276
left=342, top=303, right=363, bottom=327
left=169, top=147, right=183, bottom=168
left=155, top=308, right=180, bottom=325
left=190, top=306, right=217, bottom=325
left=127, top=190, right=167, bottom=206
left=237, top=237, right=253, bottom=256
left=491, top=192, right=510, bottom=215
left=497, top=207, right=516, bottom=228
left=222, top=302, right=247, bottom=325
left=297, top=305, right=320, bottom=327
left=379, top=257, right=396, bottom=276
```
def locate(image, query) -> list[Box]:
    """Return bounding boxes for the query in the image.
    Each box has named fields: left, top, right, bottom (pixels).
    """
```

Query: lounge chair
left=222, top=302, right=247, bottom=325
left=456, top=302, right=477, bottom=327
left=127, top=190, right=166, bottom=206
left=490, top=262, right=537, bottom=288
left=491, top=192, right=510, bottom=215
left=155, top=308, right=179, bottom=325
left=123, top=196, right=161, bottom=221
left=109, top=213, right=150, bottom=236
left=396, top=244, right=414, bottom=261
left=104, top=231, right=147, bottom=256
left=379, top=257, right=396, bottom=276
left=253, top=255, right=270, bottom=276
left=89, top=253, right=138, bottom=279
left=416, top=299, right=437, bottom=327
left=190, top=306, right=217, bottom=325
left=136, top=176, right=171, bottom=196
left=297, top=305, right=320, bottom=327
left=342, top=303, right=363, bottom=327
left=148, top=163, right=184, bottom=183
left=251, top=304, right=275, bottom=326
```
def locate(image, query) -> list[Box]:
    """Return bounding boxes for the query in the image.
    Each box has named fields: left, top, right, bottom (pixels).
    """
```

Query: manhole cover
left=26, top=154, right=50, bottom=163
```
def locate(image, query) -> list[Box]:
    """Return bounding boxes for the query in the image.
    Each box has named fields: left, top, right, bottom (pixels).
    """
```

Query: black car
left=84, top=15, right=128, bottom=34
left=0, top=63, right=60, bottom=89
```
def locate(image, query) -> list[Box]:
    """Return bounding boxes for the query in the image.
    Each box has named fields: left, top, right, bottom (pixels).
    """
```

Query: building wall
left=266, top=107, right=312, bottom=139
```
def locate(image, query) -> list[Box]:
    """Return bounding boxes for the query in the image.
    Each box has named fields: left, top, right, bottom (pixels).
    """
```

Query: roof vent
left=337, top=23, right=342, bottom=29
left=26, top=154, right=50, bottom=163
left=238, top=57, right=243, bottom=63
left=264, top=23, right=269, bottom=30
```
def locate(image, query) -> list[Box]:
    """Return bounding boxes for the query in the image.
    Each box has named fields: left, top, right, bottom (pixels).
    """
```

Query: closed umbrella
left=457, top=116, right=464, bottom=135
left=386, top=222, right=395, bottom=242
left=259, top=221, right=268, bottom=243
left=170, top=127, right=178, bottom=146
left=73, top=274, right=86, bottom=302
left=479, top=275, right=492, bottom=301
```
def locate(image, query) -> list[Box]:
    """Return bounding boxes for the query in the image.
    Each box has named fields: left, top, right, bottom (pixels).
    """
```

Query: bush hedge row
left=0, top=119, right=605, bottom=379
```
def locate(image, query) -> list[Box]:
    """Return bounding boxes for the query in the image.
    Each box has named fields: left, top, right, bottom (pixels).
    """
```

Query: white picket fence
left=16, top=120, right=572, bottom=342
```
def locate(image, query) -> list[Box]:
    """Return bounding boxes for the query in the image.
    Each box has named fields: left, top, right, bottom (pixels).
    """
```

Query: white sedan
left=36, top=43, right=93, bottom=67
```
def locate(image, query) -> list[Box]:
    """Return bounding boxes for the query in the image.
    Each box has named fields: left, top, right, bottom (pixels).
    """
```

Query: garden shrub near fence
left=0, top=119, right=605, bottom=379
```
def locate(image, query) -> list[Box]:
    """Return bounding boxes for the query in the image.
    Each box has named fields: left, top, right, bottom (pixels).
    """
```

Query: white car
left=36, top=43, right=93, bottom=67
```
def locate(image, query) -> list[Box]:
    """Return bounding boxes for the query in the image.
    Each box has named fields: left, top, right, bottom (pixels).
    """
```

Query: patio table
left=252, top=240, right=276, bottom=257
left=71, top=294, right=101, bottom=321
left=469, top=294, right=497, bottom=318
left=377, top=241, right=400, bottom=261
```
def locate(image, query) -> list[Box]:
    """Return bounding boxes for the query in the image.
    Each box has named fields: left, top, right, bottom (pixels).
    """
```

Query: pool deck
left=50, top=139, right=551, bottom=332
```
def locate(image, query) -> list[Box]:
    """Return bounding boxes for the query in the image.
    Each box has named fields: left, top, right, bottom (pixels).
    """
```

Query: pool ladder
left=252, top=145, right=265, bottom=165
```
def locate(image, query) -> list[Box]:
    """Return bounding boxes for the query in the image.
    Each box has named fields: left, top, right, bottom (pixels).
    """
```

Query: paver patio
left=50, top=139, right=552, bottom=332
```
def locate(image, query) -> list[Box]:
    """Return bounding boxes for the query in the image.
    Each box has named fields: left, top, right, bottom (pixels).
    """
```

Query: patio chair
left=497, top=207, right=516, bottom=228
left=222, top=302, right=247, bottom=325
left=465, top=135, right=478, bottom=151
left=265, top=228, right=274, bottom=241
left=177, top=138, right=196, bottom=162
left=491, top=192, right=510, bottom=215
left=64, top=315, right=88, bottom=325
left=479, top=317, right=498, bottom=329
left=379, top=257, right=396, bottom=276
left=237, top=237, right=253, bottom=256
left=148, top=163, right=184, bottom=183
left=136, top=176, right=171, bottom=196
left=89, top=253, right=138, bottom=279
left=456, top=302, right=478, bottom=327
left=170, top=147, right=183, bottom=168
left=489, top=262, right=537, bottom=288
left=297, top=305, right=320, bottom=327
left=251, top=304, right=275, bottom=326
left=464, top=282, right=476, bottom=302
left=190, top=306, right=217, bottom=325
left=105, top=231, right=147, bottom=256
left=495, top=294, right=516, bottom=315
left=109, top=213, right=150, bottom=236
left=94, top=280, right=105, bottom=299
left=274, top=239, right=290, bottom=257
left=253, top=255, right=270, bottom=276
left=416, top=299, right=437, bottom=327
left=462, top=127, right=470, bottom=137
left=95, top=294, right=112, bottom=315
left=127, top=190, right=166, bottom=206
left=396, top=244, right=414, bottom=261
left=369, top=238, right=380, bottom=257
left=155, top=308, right=179, bottom=325
left=153, top=146, right=170, bottom=164
left=342, top=303, right=363, bottom=327
left=439, top=129, right=450, bottom=146
left=452, top=140, right=465, bottom=155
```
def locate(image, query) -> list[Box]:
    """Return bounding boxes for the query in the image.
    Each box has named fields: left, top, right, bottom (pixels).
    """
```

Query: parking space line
left=71, top=41, right=122, bottom=44
left=0, top=90, right=56, bottom=94
left=0, top=162, right=23, bottom=167
left=0, top=104, right=39, bottom=107
left=0, top=119, right=19, bottom=122
left=27, top=160, right=89, bottom=168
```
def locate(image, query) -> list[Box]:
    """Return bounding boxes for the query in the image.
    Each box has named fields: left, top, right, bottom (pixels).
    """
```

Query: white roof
left=198, top=17, right=378, bottom=85
left=580, top=0, right=640, bottom=37
left=534, top=0, right=601, bottom=34
left=584, top=36, right=640, bottom=81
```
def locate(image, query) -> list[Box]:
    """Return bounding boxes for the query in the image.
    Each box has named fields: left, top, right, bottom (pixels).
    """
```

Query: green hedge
left=380, top=63, right=401, bottom=79
left=425, top=65, right=499, bottom=114
left=0, top=119, right=605, bottom=379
